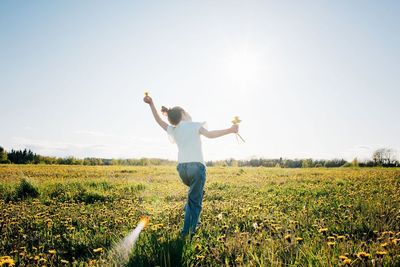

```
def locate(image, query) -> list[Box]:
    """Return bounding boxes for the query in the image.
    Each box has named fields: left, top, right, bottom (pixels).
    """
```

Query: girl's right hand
left=143, top=96, right=153, bottom=104
left=231, top=124, right=239, bottom=133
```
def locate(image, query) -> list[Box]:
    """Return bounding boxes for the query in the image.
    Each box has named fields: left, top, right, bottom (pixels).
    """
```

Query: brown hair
left=161, top=106, right=184, bottom=125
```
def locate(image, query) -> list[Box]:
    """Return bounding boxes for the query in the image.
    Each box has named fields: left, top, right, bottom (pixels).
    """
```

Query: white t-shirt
left=167, top=121, right=206, bottom=165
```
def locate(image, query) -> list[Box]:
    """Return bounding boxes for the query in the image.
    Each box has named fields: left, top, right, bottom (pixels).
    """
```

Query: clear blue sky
left=1, top=0, right=399, bottom=161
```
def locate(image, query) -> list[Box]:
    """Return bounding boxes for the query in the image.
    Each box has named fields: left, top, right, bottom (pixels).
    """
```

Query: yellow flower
left=284, top=234, right=291, bottom=241
left=357, top=252, right=370, bottom=259
left=318, top=228, right=328, bottom=234
left=48, top=249, right=56, bottom=255
left=93, top=248, right=104, bottom=253
left=339, top=255, right=348, bottom=261
left=61, top=259, right=69, bottom=264
left=337, top=235, right=346, bottom=241
left=327, top=241, right=336, bottom=247
left=380, top=242, right=388, bottom=248
left=0, top=257, right=15, bottom=266
left=376, top=251, right=387, bottom=258
left=342, top=258, right=351, bottom=265
left=295, top=237, right=303, bottom=243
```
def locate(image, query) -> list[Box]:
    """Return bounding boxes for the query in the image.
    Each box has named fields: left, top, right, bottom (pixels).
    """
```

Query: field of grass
left=0, top=165, right=399, bottom=266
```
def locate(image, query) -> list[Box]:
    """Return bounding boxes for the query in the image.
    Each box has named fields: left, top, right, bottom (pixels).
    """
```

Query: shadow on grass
left=126, top=234, right=185, bottom=267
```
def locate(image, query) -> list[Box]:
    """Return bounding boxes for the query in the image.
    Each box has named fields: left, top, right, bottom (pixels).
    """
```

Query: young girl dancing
left=143, top=95, right=239, bottom=236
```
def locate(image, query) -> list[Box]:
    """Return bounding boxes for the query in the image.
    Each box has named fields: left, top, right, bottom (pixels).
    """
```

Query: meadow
left=0, top=165, right=399, bottom=266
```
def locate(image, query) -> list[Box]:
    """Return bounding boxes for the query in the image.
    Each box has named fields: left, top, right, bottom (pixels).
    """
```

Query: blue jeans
left=177, top=162, right=206, bottom=236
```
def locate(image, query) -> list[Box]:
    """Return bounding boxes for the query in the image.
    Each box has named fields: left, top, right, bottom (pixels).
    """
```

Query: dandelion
left=284, top=234, right=291, bottom=242
left=235, top=255, right=243, bottom=263
left=339, top=255, right=348, bottom=261
left=342, top=258, right=351, bottom=265
left=376, top=251, right=387, bottom=258
left=0, top=257, right=15, bottom=266
left=93, top=248, right=104, bottom=253
left=318, top=228, right=328, bottom=234
left=88, top=259, right=97, bottom=266
left=392, top=238, right=400, bottom=245
left=327, top=241, right=336, bottom=247
left=217, top=235, right=226, bottom=242
left=357, top=252, right=370, bottom=259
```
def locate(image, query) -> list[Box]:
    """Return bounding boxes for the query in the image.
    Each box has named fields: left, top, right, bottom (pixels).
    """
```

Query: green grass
left=0, top=165, right=399, bottom=266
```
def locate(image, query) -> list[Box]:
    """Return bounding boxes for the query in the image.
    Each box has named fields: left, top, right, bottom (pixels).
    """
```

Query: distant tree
left=7, top=148, right=38, bottom=164
left=324, top=158, right=347, bottom=168
left=351, top=158, right=359, bottom=167
left=372, top=148, right=397, bottom=167
left=0, top=146, right=9, bottom=163
left=302, top=159, right=313, bottom=168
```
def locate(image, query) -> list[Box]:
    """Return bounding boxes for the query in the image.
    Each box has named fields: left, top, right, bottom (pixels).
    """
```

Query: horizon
left=0, top=144, right=391, bottom=163
left=1, top=1, right=399, bottom=162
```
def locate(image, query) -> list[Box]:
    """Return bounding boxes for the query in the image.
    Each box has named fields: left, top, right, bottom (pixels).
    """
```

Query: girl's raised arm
left=199, top=125, right=238, bottom=139
left=143, top=96, right=168, bottom=131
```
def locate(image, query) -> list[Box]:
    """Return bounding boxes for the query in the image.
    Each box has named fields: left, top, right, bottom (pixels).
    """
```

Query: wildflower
left=48, top=249, right=56, bottom=255
left=342, top=258, right=351, bottom=265
left=196, top=255, right=205, bottom=260
left=337, top=235, right=346, bottom=241
left=376, top=251, right=387, bottom=258
left=284, top=234, right=291, bottom=242
left=88, top=259, right=97, bottom=266
left=61, top=259, right=69, bottom=264
left=327, top=241, right=336, bottom=247
left=318, top=228, right=328, bottom=234
left=217, top=235, right=226, bottom=242
left=328, top=236, right=335, bottom=241
left=380, top=242, right=388, bottom=248
left=235, top=255, right=243, bottom=263
left=295, top=237, right=303, bottom=243
left=93, top=248, right=104, bottom=253
left=0, top=257, right=15, bottom=266
left=357, top=252, right=370, bottom=259
left=339, top=255, right=348, bottom=261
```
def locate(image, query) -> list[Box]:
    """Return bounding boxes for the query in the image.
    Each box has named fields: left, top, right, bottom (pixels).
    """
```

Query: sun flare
left=226, top=46, right=261, bottom=86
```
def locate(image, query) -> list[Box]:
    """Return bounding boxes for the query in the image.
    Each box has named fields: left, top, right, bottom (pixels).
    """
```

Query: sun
left=226, top=45, right=261, bottom=87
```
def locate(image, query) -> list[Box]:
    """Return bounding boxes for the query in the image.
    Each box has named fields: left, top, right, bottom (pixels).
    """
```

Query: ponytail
left=161, top=106, right=169, bottom=116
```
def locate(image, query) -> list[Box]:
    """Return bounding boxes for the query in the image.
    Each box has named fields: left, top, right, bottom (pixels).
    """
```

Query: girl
left=143, top=95, right=239, bottom=236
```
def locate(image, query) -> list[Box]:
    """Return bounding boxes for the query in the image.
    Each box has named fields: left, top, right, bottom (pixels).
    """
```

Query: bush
left=74, top=189, right=109, bottom=204
left=15, top=179, right=40, bottom=199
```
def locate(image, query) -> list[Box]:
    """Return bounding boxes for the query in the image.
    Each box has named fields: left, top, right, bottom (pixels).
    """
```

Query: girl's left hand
left=143, top=96, right=153, bottom=104
left=231, top=124, right=239, bottom=133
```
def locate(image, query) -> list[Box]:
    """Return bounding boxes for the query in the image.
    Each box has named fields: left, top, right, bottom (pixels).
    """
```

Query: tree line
left=0, top=146, right=398, bottom=167
left=0, top=147, right=175, bottom=166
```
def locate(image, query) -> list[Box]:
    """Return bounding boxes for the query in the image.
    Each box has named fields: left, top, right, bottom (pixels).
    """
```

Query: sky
left=1, top=0, right=399, bottom=161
